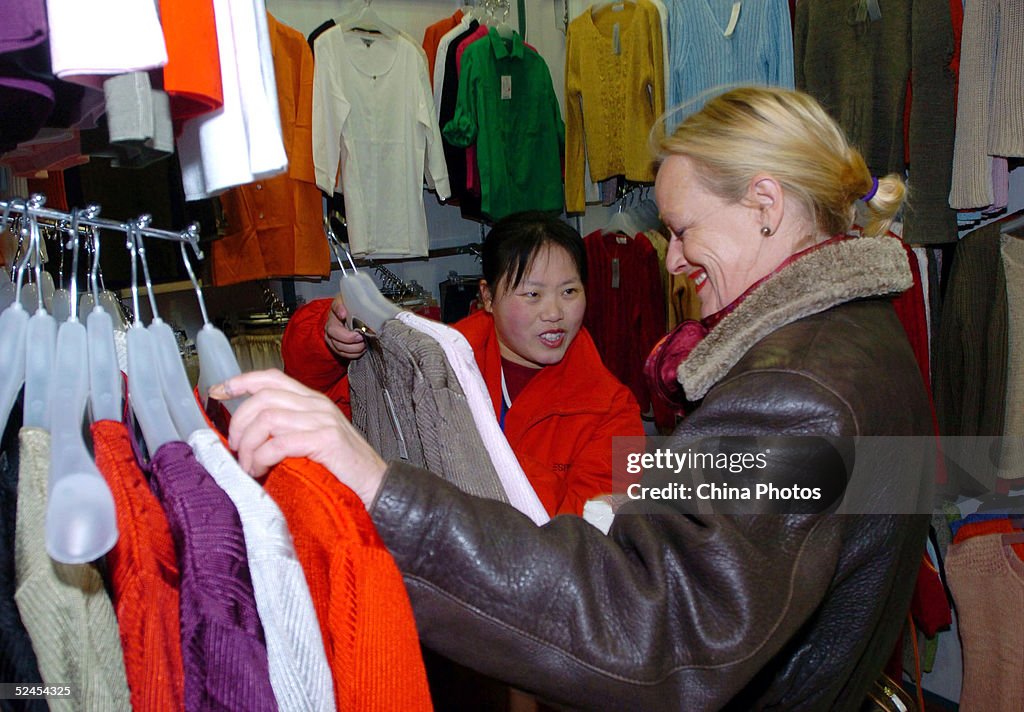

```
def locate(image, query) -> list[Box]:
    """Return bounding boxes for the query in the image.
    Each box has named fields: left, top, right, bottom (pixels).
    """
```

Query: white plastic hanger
left=124, top=221, right=178, bottom=452
left=45, top=205, right=118, bottom=564
left=338, top=0, right=398, bottom=38
left=23, top=203, right=58, bottom=431
left=0, top=198, right=33, bottom=437
left=494, top=1, right=515, bottom=39
left=150, top=237, right=209, bottom=439
left=179, top=229, right=246, bottom=415
left=603, top=206, right=639, bottom=237
left=84, top=212, right=122, bottom=424
left=50, top=218, right=71, bottom=322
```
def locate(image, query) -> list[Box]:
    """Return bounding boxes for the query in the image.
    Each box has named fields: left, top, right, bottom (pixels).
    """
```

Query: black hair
left=481, top=211, right=587, bottom=295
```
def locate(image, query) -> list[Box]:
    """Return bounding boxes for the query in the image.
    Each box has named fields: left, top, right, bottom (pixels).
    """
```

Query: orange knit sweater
left=264, top=457, right=432, bottom=711
left=91, top=420, right=185, bottom=712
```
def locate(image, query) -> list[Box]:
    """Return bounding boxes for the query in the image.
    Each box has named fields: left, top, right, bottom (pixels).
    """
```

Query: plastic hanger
left=322, top=204, right=399, bottom=334
left=83, top=211, right=122, bottom=424
left=494, top=2, right=515, bottom=39
left=23, top=204, right=58, bottom=430
left=179, top=229, right=246, bottom=415
left=150, top=237, right=209, bottom=439
left=50, top=219, right=71, bottom=322
left=124, top=221, right=178, bottom=452
left=603, top=205, right=639, bottom=237
left=0, top=198, right=33, bottom=437
left=45, top=204, right=118, bottom=564
left=338, top=0, right=398, bottom=38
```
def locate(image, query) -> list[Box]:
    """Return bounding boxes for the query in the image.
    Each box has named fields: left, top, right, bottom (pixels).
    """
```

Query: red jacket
left=282, top=299, right=644, bottom=516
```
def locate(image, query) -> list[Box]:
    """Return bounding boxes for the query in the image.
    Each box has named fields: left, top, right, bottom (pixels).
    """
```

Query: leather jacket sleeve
left=369, top=370, right=860, bottom=711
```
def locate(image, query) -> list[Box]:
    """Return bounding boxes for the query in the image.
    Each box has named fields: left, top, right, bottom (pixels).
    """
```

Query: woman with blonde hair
left=215, top=87, right=932, bottom=711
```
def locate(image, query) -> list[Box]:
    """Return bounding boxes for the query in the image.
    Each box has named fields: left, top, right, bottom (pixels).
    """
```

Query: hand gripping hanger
left=46, top=203, right=119, bottom=564
left=323, top=203, right=398, bottom=334
left=0, top=197, right=35, bottom=437
left=124, top=220, right=179, bottom=453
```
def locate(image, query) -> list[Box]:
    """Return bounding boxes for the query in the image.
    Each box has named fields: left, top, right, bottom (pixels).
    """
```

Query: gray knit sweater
left=795, top=0, right=958, bottom=244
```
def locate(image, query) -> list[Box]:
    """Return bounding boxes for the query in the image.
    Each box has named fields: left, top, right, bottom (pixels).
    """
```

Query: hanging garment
left=160, top=0, right=224, bottom=125
left=998, top=235, right=1024, bottom=481
left=583, top=229, right=666, bottom=410
left=188, top=429, right=335, bottom=712
left=91, top=420, right=185, bottom=712
left=565, top=0, right=664, bottom=212
left=177, top=0, right=287, bottom=200
left=949, top=0, right=1024, bottom=209
left=263, top=458, right=432, bottom=712
left=147, top=440, right=277, bottom=712
left=45, top=0, right=167, bottom=88
left=436, top=19, right=482, bottom=216
left=102, top=73, right=174, bottom=169
left=0, top=407, right=46, bottom=712
left=444, top=29, right=564, bottom=220
left=395, top=311, right=549, bottom=524
left=231, top=333, right=284, bottom=372
left=422, top=9, right=464, bottom=84
left=945, top=534, right=1024, bottom=711
left=348, top=318, right=510, bottom=504
left=14, top=428, right=132, bottom=712
left=933, top=222, right=1008, bottom=481
left=214, top=14, right=329, bottom=287
left=432, top=15, right=476, bottom=118
left=795, top=0, right=957, bottom=244
left=312, top=30, right=450, bottom=257
left=666, top=0, right=792, bottom=123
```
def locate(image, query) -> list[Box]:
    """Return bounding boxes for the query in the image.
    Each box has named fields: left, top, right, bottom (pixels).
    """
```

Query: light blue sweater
left=666, top=0, right=794, bottom=128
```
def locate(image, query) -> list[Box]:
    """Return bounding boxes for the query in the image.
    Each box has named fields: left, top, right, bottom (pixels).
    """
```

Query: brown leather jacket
left=369, top=236, right=934, bottom=711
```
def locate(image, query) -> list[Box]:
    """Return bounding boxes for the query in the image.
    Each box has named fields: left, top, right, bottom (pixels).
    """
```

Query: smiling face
left=655, top=154, right=771, bottom=318
left=481, top=244, right=586, bottom=369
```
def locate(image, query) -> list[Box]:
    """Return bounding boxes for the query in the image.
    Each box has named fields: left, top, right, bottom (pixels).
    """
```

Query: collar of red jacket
left=455, top=310, right=618, bottom=423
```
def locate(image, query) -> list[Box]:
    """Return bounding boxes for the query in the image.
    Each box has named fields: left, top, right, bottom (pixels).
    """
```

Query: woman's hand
left=209, top=369, right=386, bottom=509
left=325, top=293, right=368, bottom=361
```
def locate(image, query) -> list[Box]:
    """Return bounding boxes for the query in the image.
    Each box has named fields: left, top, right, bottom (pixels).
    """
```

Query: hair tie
left=861, top=177, right=879, bottom=202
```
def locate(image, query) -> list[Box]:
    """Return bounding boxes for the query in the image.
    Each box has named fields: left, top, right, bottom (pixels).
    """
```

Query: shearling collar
left=678, top=236, right=912, bottom=400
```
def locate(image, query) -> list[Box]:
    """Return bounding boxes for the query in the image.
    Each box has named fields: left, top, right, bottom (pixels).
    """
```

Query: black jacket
left=370, top=236, right=933, bottom=711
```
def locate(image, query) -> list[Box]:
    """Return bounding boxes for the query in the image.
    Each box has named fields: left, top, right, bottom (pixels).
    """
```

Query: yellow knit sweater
left=565, top=0, right=665, bottom=213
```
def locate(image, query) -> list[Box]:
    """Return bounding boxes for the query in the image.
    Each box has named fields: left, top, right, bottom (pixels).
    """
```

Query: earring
left=760, top=225, right=773, bottom=237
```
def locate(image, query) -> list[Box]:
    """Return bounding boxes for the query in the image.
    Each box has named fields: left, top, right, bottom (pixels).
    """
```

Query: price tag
left=611, top=258, right=621, bottom=289
left=501, top=75, right=512, bottom=100
left=612, top=23, right=621, bottom=55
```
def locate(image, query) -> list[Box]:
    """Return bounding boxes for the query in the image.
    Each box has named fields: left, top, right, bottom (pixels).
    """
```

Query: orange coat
left=211, top=14, right=329, bottom=286
left=282, top=299, right=644, bottom=516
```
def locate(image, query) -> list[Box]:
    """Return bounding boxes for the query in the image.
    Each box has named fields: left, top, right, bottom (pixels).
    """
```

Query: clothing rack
left=1, top=195, right=203, bottom=258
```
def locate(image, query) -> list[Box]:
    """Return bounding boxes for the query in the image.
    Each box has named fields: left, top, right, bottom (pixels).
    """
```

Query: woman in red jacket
left=281, top=212, right=643, bottom=517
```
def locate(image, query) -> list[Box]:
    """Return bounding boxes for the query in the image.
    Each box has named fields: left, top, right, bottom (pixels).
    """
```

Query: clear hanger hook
left=28, top=204, right=45, bottom=314
left=178, top=237, right=210, bottom=326
left=133, top=215, right=160, bottom=320
left=13, top=194, right=46, bottom=308
left=67, top=207, right=83, bottom=321
left=82, top=204, right=103, bottom=307
left=126, top=223, right=142, bottom=326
